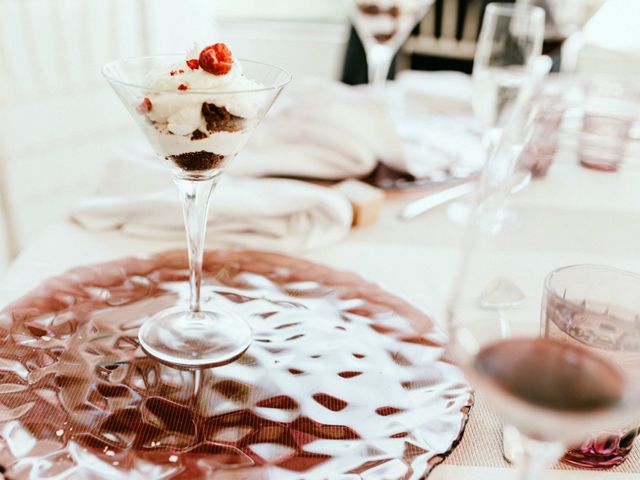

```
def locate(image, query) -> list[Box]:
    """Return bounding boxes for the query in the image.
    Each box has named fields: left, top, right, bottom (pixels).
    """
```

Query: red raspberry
left=186, top=59, right=199, bottom=70
left=178, top=84, right=189, bottom=91
left=170, top=69, right=185, bottom=76
left=198, top=43, right=233, bottom=75
left=137, top=97, right=152, bottom=113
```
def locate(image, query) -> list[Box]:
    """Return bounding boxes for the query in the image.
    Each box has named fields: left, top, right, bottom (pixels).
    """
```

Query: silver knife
left=399, top=182, right=475, bottom=221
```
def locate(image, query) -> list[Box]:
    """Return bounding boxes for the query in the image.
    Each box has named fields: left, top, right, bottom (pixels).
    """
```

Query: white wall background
left=216, top=0, right=347, bottom=21
left=144, top=0, right=219, bottom=52
left=573, top=0, right=640, bottom=75
left=215, top=0, right=349, bottom=81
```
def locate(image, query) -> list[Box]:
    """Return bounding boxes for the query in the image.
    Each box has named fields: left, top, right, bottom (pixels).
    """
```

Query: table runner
left=445, top=394, right=640, bottom=473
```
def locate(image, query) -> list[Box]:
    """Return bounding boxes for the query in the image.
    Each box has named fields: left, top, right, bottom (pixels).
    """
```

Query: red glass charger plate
left=0, top=249, right=472, bottom=479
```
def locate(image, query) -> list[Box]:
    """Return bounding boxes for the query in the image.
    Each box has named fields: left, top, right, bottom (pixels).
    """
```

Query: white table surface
left=1, top=163, right=639, bottom=479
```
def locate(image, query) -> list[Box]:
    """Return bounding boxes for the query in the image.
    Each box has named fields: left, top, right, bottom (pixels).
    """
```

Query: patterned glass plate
left=0, top=249, right=472, bottom=479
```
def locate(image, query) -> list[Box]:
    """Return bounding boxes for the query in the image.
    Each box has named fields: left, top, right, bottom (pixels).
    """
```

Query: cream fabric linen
left=228, top=76, right=484, bottom=180
left=71, top=155, right=353, bottom=251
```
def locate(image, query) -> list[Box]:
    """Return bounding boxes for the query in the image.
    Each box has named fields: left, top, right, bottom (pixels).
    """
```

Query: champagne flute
left=449, top=2, right=546, bottom=225
left=472, top=3, right=546, bottom=150
left=445, top=92, right=640, bottom=479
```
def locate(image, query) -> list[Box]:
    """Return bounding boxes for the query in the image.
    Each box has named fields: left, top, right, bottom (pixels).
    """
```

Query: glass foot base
left=448, top=201, right=522, bottom=232
left=138, top=307, right=252, bottom=369
left=562, top=429, right=638, bottom=469
left=562, top=451, right=631, bottom=469
left=447, top=201, right=473, bottom=226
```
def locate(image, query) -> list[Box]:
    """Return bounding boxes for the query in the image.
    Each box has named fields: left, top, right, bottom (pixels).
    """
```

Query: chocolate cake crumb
left=190, top=129, right=208, bottom=140
left=374, top=31, right=397, bottom=43
left=168, top=151, right=226, bottom=171
left=358, top=3, right=400, bottom=17
left=202, top=103, right=245, bottom=133
left=358, top=4, right=381, bottom=14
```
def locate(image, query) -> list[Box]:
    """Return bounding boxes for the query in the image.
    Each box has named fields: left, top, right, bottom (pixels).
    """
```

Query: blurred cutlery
left=399, top=182, right=475, bottom=220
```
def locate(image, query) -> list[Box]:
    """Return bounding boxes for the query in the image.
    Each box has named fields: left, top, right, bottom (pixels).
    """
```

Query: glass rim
left=102, top=54, right=292, bottom=96
left=544, top=264, right=640, bottom=296
left=485, top=2, right=545, bottom=19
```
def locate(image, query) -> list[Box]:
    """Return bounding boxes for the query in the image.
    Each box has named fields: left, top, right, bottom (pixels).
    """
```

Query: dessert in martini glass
left=350, top=0, right=433, bottom=87
left=103, top=44, right=290, bottom=368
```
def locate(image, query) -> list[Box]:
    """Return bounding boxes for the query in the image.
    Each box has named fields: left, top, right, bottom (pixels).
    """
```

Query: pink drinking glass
left=543, top=265, right=640, bottom=468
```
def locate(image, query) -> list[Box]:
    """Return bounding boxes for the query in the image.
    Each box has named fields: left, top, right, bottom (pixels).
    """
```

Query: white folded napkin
left=228, top=77, right=406, bottom=180
left=383, top=71, right=485, bottom=176
left=228, top=76, right=484, bottom=180
left=71, top=155, right=353, bottom=251
left=396, top=70, right=474, bottom=115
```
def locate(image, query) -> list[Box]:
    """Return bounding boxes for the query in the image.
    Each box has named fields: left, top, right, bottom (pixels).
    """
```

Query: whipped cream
left=143, top=47, right=266, bottom=138
left=148, top=128, right=253, bottom=157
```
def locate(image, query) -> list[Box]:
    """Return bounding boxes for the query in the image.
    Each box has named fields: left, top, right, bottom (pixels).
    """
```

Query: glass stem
left=174, top=175, right=219, bottom=313
left=366, top=44, right=394, bottom=89
left=192, top=369, right=203, bottom=402
left=516, top=435, right=564, bottom=480
left=482, top=127, right=503, bottom=158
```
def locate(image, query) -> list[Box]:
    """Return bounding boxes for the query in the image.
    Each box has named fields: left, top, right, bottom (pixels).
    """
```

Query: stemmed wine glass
left=445, top=92, right=640, bottom=479
left=517, top=0, right=600, bottom=63
left=103, top=51, right=290, bottom=370
left=349, top=0, right=433, bottom=88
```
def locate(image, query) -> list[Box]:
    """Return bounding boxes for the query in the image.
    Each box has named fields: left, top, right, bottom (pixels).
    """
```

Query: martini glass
left=349, top=0, right=433, bottom=88
left=103, top=55, right=290, bottom=369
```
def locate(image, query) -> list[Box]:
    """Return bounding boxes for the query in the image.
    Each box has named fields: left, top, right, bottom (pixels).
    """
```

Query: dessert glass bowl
left=350, top=0, right=433, bottom=87
left=103, top=54, right=290, bottom=369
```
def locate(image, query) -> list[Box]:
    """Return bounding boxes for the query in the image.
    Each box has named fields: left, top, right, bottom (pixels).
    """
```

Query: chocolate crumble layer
left=168, top=151, right=226, bottom=171
left=358, top=3, right=381, bottom=14
left=202, top=103, right=245, bottom=133
left=190, top=129, right=208, bottom=140
left=374, top=31, right=396, bottom=43
left=358, top=3, right=400, bottom=17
